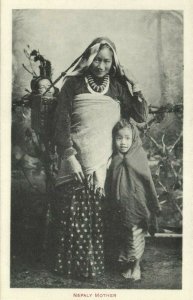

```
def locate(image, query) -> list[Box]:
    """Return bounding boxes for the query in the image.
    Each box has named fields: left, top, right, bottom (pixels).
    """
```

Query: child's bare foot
left=131, top=264, right=141, bottom=281
left=121, top=268, right=132, bottom=279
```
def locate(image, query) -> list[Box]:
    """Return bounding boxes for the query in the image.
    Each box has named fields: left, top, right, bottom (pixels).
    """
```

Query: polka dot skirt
left=52, top=182, right=105, bottom=278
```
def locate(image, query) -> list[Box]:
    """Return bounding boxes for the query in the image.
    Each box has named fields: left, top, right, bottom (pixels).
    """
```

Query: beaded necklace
left=85, top=74, right=110, bottom=95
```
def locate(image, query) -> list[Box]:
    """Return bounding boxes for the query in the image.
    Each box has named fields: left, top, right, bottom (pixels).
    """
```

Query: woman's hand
left=120, top=66, right=141, bottom=92
left=67, top=155, right=85, bottom=183
left=120, top=66, right=137, bottom=85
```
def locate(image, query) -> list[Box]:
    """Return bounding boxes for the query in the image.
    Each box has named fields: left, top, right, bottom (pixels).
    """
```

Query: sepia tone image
left=11, top=9, right=183, bottom=289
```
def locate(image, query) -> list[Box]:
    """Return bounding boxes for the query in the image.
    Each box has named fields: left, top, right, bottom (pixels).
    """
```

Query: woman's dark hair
left=89, top=37, right=116, bottom=51
left=83, top=41, right=114, bottom=60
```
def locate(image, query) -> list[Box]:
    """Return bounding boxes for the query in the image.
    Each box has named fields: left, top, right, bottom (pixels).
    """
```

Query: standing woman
left=52, top=37, right=148, bottom=279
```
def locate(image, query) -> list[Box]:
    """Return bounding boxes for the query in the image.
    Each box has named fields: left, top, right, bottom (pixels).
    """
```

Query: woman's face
left=90, top=47, right=113, bottom=78
left=115, top=127, right=133, bottom=154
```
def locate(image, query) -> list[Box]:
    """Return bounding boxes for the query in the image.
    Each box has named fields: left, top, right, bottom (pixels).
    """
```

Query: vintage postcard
left=1, top=0, right=193, bottom=300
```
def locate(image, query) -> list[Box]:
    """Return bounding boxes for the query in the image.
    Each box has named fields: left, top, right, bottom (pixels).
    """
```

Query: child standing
left=105, top=119, right=161, bottom=281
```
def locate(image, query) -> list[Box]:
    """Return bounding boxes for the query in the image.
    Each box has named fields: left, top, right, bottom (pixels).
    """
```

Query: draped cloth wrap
left=56, top=93, right=120, bottom=188
left=106, top=125, right=161, bottom=230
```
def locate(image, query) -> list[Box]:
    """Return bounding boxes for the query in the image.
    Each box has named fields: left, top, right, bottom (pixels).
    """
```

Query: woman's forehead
left=97, top=47, right=113, bottom=59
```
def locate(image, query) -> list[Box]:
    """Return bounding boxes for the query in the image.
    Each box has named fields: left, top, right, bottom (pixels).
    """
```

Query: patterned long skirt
left=51, top=181, right=105, bottom=278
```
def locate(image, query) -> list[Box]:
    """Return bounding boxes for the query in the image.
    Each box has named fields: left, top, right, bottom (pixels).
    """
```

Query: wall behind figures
left=12, top=9, right=183, bottom=105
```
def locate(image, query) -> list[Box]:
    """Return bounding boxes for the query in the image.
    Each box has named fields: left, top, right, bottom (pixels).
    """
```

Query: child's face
left=90, top=47, right=113, bottom=78
left=37, top=79, right=54, bottom=96
left=115, top=127, right=133, bottom=154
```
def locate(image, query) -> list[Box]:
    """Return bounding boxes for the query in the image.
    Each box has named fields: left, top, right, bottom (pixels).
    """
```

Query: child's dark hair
left=112, top=119, right=133, bottom=153
left=112, top=118, right=133, bottom=138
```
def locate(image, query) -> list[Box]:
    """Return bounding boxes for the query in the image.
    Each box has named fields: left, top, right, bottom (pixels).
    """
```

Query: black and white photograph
left=1, top=1, right=193, bottom=300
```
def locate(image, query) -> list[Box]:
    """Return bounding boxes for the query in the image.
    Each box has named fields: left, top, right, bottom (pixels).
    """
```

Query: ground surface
left=11, top=237, right=182, bottom=289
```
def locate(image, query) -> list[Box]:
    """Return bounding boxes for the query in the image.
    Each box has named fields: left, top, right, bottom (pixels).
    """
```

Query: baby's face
left=115, top=127, right=132, bottom=154
left=37, top=79, right=55, bottom=96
